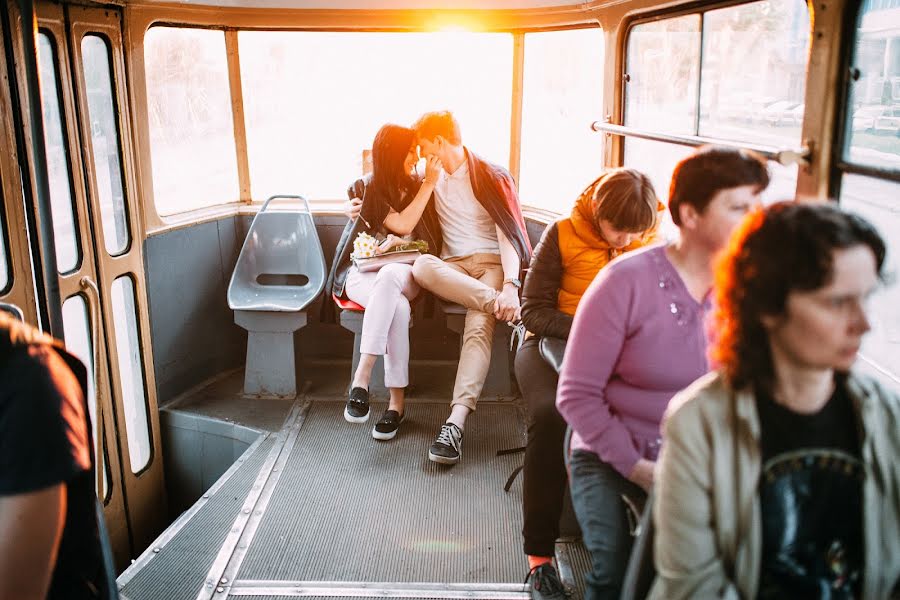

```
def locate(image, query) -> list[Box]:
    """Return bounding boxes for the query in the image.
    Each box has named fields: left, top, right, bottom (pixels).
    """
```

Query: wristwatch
left=503, top=278, right=522, bottom=289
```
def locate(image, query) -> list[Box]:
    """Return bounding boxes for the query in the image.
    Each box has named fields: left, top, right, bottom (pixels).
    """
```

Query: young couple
left=326, top=111, right=531, bottom=465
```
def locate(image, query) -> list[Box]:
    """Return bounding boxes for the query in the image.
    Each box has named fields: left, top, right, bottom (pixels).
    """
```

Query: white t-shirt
left=433, top=161, right=500, bottom=259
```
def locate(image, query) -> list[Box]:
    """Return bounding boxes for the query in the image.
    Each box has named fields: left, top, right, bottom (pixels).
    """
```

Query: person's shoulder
left=468, top=150, right=512, bottom=181
left=847, top=370, right=900, bottom=422
left=664, top=371, right=733, bottom=434
left=597, top=243, right=664, bottom=283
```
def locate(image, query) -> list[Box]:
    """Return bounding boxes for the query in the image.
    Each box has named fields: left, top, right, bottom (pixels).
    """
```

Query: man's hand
left=494, top=284, right=521, bottom=322
left=628, top=459, right=655, bottom=493
left=343, top=197, right=362, bottom=221
left=424, top=155, right=442, bottom=185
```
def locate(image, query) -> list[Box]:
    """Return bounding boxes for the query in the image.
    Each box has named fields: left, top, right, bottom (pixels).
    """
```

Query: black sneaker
left=344, top=387, right=370, bottom=423
left=428, top=422, right=463, bottom=465
left=372, top=409, right=404, bottom=440
left=525, top=563, right=570, bottom=600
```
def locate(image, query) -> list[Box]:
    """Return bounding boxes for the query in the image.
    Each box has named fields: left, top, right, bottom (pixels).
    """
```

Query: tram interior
left=1, top=0, right=899, bottom=599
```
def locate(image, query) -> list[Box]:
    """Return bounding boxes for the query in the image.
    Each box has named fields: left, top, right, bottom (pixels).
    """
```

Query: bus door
left=22, top=2, right=167, bottom=565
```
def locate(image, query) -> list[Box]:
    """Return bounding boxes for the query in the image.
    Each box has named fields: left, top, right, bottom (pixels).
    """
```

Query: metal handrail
left=260, top=195, right=312, bottom=214
left=591, top=121, right=812, bottom=168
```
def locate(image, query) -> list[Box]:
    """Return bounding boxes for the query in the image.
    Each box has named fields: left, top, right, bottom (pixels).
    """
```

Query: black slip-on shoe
left=372, top=409, right=404, bottom=440
left=344, top=386, right=370, bottom=423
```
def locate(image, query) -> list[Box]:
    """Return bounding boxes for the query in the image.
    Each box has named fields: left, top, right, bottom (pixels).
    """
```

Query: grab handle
left=260, top=194, right=312, bottom=214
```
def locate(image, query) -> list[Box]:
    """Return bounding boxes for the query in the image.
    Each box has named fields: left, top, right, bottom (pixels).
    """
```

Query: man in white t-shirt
left=410, top=111, right=532, bottom=465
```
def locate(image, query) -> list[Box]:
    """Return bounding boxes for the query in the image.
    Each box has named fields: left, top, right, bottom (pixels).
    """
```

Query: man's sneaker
left=343, top=387, right=370, bottom=423
left=372, top=410, right=404, bottom=440
left=428, top=422, right=463, bottom=465
left=525, top=563, right=570, bottom=600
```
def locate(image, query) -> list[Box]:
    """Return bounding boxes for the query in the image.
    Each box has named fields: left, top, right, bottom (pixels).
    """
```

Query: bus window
left=0, top=207, right=8, bottom=293
left=518, top=27, right=604, bottom=213
left=62, top=294, right=109, bottom=499
left=845, top=0, right=900, bottom=170
left=622, top=0, right=810, bottom=232
left=839, top=0, right=900, bottom=384
left=839, top=174, right=900, bottom=380
left=37, top=32, right=81, bottom=274
left=699, top=1, right=809, bottom=147
left=625, top=15, right=700, bottom=135
left=144, top=27, right=239, bottom=215
left=111, top=276, right=151, bottom=473
left=238, top=31, right=513, bottom=201
left=81, top=35, right=130, bottom=255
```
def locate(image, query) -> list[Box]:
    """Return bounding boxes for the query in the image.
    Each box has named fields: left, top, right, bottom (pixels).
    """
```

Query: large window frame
left=128, top=4, right=606, bottom=231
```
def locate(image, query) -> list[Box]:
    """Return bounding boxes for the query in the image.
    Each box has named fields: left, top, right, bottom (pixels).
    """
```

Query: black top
left=755, top=380, right=864, bottom=600
left=0, top=318, right=106, bottom=599
left=520, top=221, right=573, bottom=340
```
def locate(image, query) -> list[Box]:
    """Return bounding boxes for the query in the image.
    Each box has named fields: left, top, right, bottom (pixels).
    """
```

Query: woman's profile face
left=403, top=144, right=419, bottom=177
left=763, top=244, right=878, bottom=373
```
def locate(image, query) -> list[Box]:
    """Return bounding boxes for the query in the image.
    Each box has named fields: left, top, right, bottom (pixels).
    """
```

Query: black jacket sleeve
left=521, top=221, right=573, bottom=340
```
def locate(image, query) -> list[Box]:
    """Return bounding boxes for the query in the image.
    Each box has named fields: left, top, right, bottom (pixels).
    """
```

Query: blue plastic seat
left=228, top=195, right=326, bottom=398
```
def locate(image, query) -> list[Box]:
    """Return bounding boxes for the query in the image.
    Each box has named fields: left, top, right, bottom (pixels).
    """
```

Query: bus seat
left=333, top=293, right=412, bottom=395
left=228, top=195, right=326, bottom=399
left=620, top=493, right=656, bottom=600
left=440, top=301, right=513, bottom=396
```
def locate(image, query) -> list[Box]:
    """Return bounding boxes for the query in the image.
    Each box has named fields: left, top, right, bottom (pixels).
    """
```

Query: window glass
left=238, top=31, right=513, bottom=201
left=62, top=295, right=108, bottom=498
left=625, top=15, right=700, bottom=135
left=81, top=35, right=129, bottom=255
left=144, top=28, right=239, bottom=215
left=110, top=276, right=150, bottom=473
left=624, top=138, right=799, bottom=240
left=519, top=28, right=604, bottom=213
left=37, top=33, right=80, bottom=273
left=699, top=1, right=810, bottom=147
left=839, top=174, right=900, bottom=381
left=845, top=0, right=900, bottom=169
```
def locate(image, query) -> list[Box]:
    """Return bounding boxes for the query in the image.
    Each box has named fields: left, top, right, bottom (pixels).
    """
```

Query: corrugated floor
left=120, top=435, right=276, bottom=600
left=237, top=401, right=526, bottom=583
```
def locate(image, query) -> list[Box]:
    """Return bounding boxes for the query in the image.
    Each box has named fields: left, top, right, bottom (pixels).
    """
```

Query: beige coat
left=649, top=370, right=900, bottom=600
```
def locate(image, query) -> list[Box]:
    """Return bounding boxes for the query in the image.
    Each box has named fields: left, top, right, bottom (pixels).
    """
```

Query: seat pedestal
left=235, top=310, right=307, bottom=399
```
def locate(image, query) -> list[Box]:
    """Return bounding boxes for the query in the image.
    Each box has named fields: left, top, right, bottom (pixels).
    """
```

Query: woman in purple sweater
left=555, top=146, right=770, bottom=600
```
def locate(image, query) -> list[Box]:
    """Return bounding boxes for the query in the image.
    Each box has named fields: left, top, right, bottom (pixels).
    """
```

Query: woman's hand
left=376, top=234, right=405, bottom=255
left=343, top=197, right=362, bottom=220
left=628, top=459, right=655, bottom=493
left=424, top=155, right=443, bottom=185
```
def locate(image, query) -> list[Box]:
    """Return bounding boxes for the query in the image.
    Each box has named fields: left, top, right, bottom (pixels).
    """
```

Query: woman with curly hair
left=650, top=202, right=900, bottom=599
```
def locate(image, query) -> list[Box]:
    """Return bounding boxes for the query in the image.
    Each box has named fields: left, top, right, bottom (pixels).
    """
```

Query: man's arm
left=494, top=225, right=521, bottom=322
left=0, top=485, right=66, bottom=600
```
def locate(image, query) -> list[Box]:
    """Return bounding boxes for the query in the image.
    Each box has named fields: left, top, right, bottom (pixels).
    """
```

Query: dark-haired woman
left=556, top=146, right=770, bottom=600
left=651, top=202, right=900, bottom=600
left=515, top=168, right=663, bottom=598
left=326, top=124, right=442, bottom=440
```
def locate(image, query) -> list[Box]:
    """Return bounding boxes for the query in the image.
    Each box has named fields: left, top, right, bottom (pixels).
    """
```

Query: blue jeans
left=568, top=449, right=647, bottom=600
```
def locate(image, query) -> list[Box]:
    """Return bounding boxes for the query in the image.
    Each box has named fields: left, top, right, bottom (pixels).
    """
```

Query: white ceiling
left=130, top=0, right=591, bottom=8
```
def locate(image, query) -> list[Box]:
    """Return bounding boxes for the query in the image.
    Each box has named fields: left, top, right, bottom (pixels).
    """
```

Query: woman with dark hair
left=555, top=146, right=770, bottom=600
left=515, top=168, right=663, bottom=599
left=326, top=124, right=442, bottom=440
left=650, top=202, right=900, bottom=600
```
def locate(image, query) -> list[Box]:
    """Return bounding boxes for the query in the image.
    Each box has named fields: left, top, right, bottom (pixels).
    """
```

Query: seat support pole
left=235, top=310, right=307, bottom=399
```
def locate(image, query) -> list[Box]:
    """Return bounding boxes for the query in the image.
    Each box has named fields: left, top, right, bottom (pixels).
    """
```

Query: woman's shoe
left=372, top=409, right=404, bottom=440
left=344, top=387, right=370, bottom=423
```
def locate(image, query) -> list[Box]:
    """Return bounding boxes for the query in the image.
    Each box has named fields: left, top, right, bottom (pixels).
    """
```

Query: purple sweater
left=556, top=245, right=711, bottom=478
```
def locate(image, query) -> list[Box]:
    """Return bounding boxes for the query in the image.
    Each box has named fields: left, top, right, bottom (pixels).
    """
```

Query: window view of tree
left=700, top=1, right=809, bottom=147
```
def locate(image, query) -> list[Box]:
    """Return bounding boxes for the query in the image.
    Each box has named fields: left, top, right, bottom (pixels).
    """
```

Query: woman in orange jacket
left=516, top=168, right=663, bottom=598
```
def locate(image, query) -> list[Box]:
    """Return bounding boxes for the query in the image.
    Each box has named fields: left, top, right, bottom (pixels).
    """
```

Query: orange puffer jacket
left=556, top=192, right=663, bottom=316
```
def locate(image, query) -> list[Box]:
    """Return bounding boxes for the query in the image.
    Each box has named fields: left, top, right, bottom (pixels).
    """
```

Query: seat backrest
left=228, top=196, right=326, bottom=312
left=620, top=493, right=656, bottom=600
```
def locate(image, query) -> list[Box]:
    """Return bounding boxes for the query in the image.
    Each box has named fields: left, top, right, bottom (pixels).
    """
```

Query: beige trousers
left=412, top=253, right=503, bottom=411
